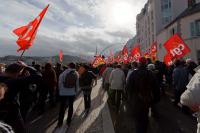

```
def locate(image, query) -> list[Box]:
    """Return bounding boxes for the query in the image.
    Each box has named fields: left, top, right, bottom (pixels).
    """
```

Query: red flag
left=164, top=34, right=190, bottom=59
left=164, top=54, right=173, bottom=66
left=59, top=50, right=63, bottom=62
left=122, top=45, right=129, bottom=64
left=150, top=42, right=157, bottom=60
left=92, top=56, right=106, bottom=68
left=130, top=45, right=141, bottom=62
left=13, top=5, right=49, bottom=52
left=150, top=42, right=157, bottom=54
left=114, top=52, right=121, bottom=63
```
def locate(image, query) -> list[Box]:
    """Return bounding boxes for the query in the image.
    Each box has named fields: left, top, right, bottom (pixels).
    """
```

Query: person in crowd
left=122, top=64, right=129, bottom=78
left=172, top=59, right=189, bottom=106
left=99, top=64, right=107, bottom=76
left=126, top=57, right=157, bottom=133
left=146, top=58, right=152, bottom=65
left=0, top=62, right=41, bottom=133
left=42, top=63, right=57, bottom=107
left=19, top=69, right=37, bottom=121
left=56, top=62, right=79, bottom=128
left=102, top=64, right=113, bottom=90
left=186, top=59, right=198, bottom=78
left=155, top=61, right=166, bottom=95
left=181, top=68, right=200, bottom=133
left=79, top=64, right=97, bottom=113
left=31, top=61, right=36, bottom=68
left=109, top=64, right=125, bottom=111
left=166, top=64, right=174, bottom=88
left=147, top=64, right=160, bottom=117
left=55, top=63, right=63, bottom=101
left=126, top=62, right=138, bottom=82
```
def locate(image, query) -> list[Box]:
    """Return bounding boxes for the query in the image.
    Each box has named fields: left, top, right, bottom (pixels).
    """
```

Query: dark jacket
left=126, top=66, right=158, bottom=107
left=0, top=67, right=42, bottom=121
left=173, top=66, right=189, bottom=91
left=79, top=71, right=96, bottom=88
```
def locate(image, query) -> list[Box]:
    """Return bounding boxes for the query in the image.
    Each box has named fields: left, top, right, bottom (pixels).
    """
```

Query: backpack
left=64, top=71, right=77, bottom=88
left=79, top=71, right=92, bottom=87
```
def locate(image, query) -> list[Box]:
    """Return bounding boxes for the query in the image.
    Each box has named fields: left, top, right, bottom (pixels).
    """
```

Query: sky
left=0, top=0, right=147, bottom=57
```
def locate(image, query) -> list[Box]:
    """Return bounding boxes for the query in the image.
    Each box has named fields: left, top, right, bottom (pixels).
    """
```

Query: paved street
left=27, top=81, right=197, bottom=133
left=28, top=80, right=114, bottom=133
left=109, top=89, right=197, bottom=133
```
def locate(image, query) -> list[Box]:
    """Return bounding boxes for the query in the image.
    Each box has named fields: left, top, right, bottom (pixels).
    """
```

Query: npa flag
left=150, top=42, right=157, bottom=60
left=59, top=50, right=63, bottom=62
left=130, top=45, right=141, bottom=62
left=164, top=54, right=173, bottom=66
left=164, top=34, right=190, bottom=59
left=13, top=5, right=49, bottom=52
left=92, top=56, right=106, bottom=68
left=122, top=45, right=129, bottom=64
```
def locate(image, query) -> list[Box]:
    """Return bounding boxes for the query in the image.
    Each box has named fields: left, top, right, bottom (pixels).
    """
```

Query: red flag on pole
left=13, top=5, right=49, bottom=52
left=130, top=45, right=141, bottom=62
left=59, top=50, right=63, bottom=62
left=164, top=34, right=190, bottom=59
left=122, top=45, right=129, bottom=64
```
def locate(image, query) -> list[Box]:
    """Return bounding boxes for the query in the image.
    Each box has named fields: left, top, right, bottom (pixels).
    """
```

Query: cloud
left=0, top=0, right=147, bottom=57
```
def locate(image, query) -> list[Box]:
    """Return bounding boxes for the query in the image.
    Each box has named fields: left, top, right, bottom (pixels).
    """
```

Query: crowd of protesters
left=0, top=61, right=97, bottom=133
left=0, top=56, right=200, bottom=133
left=102, top=57, right=200, bottom=133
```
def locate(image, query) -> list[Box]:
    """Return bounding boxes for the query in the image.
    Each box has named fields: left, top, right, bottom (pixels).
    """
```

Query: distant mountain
left=0, top=55, right=88, bottom=65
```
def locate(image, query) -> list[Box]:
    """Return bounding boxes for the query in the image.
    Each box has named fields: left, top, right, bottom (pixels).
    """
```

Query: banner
left=164, top=34, right=190, bottom=59
left=13, top=5, right=49, bottom=52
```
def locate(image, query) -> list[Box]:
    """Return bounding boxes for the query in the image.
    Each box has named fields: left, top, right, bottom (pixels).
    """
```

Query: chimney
left=188, top=0, right=196, bottom=8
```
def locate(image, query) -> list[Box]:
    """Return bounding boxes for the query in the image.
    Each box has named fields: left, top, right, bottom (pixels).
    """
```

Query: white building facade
left=136, top=0, right=188, bottom=52
left=136, top=0, right=200, bottom=62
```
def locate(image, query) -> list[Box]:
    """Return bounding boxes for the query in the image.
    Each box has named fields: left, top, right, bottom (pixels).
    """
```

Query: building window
left=161, top=0, right=172, bottom=25
left=190, top=20, right=200, bottom=37
left=196, top=20, right=200, bottom=36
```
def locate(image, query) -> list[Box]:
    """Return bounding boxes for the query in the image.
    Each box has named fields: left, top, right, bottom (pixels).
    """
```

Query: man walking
left=79, top=65, right=97, bottom=113
left=109, top=64, right=125, bottom=111
left=57, top=63, right=79, bottom=127
left=126, top=57, right=157, bottom=133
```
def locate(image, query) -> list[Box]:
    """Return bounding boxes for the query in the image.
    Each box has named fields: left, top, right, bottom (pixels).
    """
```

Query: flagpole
left=19, top=50, right=26, bottom=61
